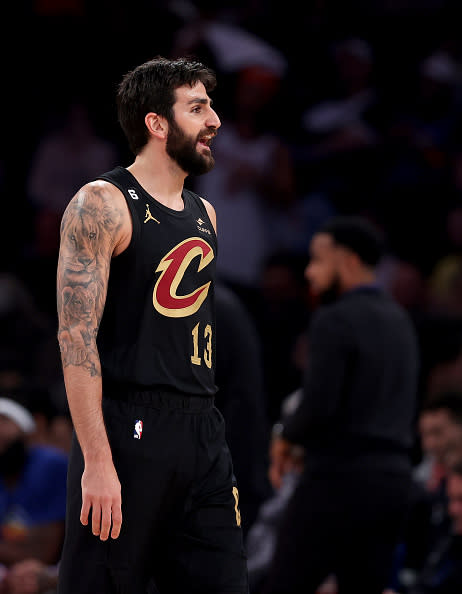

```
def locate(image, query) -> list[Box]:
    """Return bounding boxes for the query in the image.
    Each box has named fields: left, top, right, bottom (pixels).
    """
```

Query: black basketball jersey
left=95, top=166, right=218, bottom=396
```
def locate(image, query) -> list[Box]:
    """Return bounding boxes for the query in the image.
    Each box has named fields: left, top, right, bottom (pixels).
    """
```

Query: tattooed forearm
left=57, top=184, right=123, bottom=375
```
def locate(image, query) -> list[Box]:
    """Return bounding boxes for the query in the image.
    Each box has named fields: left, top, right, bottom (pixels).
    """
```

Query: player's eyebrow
left=187, top=97, right=213, bottom=107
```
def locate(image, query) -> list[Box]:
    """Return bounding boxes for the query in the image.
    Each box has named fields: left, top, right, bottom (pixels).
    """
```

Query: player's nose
left=206, top=108, right=221, bottom=130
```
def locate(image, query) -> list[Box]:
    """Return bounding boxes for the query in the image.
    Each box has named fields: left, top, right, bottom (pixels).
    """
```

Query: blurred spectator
left=299, top=37, right=384, bottom=215
left=169, top=0, right=287, bottom=115
left=386, top=49, right=462, bottom=176
left=414, top=392, right=462, bottom=493
left=403, top=460, right=462, bottom=594
left=263, top=215, right=420, bottom=594
left=374, top=49, right=462, bottom=273
left=214, top=283, right=272, bottom=534
left=396, top=391, right=462, bottom=592
left=0, top=396, right=67, bottom=568
left=25, top=383, right=73, bottom=456
left=0, top=558, right=58, bottom=594
left=302, top=38, right=380, bottom=150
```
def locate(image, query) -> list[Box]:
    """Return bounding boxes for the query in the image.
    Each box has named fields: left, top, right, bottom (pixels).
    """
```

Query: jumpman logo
left=144, top=204, right=160, bottom=224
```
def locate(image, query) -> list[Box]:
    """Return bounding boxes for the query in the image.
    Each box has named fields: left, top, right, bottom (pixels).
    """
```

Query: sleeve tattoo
left=57, top=186, right=123, bottom=376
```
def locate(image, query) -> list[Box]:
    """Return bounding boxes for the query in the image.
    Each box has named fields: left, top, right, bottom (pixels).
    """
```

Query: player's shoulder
left=186, top=189, right=213, bottom=210
left=200, top=195, right=214, bottom=212
left=63, top=179, right=129, bottom=223
left=198, top=195, right=217, bottom=231
left=310, top=301, right=352, bottom=333
left=71, top=178, right=123, bottom=206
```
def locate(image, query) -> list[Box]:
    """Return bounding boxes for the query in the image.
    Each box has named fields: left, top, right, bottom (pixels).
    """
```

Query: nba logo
left=134, top=420, right=143, bottom=439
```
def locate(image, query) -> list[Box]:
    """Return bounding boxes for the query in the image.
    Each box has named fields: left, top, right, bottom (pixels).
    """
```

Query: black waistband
left=102, top=381, right=214, bottom=410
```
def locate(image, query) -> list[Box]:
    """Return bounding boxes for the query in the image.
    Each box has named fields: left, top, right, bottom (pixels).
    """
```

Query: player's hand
left=268, top=436, right=293, bottom=490
left=80, top=458, right=122, bottom=540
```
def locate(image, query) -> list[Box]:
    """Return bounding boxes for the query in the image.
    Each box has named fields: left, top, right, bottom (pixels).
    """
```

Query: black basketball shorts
left=57, top=389, right=249, bottom=594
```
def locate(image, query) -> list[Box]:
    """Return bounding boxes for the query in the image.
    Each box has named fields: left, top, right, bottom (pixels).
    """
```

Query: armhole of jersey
left=187, top=190, right=218, bottom=244
left=96, top=175, right=141, bottom=253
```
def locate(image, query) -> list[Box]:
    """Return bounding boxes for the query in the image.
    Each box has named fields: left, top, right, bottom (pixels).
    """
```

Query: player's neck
left=341, top=269, right=376, bottom=293
left=127, top=150, right=187, bottom=207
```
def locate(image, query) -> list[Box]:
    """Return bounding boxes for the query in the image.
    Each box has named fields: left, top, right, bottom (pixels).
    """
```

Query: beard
left=317, top=274, right=342, bottom=305
left=0, top=437, right=27, bottom=478
left=166, top=119, right=215, bottom=176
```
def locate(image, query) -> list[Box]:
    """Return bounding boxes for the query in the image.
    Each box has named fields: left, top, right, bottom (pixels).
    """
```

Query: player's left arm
left=200, top=197, right=217, bottom=236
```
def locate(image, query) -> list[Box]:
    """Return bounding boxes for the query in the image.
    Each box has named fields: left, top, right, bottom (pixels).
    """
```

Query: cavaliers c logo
left=153, top=237, right=214, bottom=318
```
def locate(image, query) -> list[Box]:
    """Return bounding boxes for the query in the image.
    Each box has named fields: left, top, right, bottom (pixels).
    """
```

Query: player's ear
left=145, top=112, right=167, bottom=140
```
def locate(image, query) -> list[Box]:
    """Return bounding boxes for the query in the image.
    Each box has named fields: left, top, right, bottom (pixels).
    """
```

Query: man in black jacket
left=263, top=216, right=420, bottom=594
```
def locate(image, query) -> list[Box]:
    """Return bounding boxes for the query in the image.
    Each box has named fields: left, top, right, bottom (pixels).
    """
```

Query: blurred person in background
left=0, top=558, right=58, bottom=594
left=169, top=0, right=288, bottom=117
left=302, top=38, right=381, bottom=158
left=0, top=395, right=67, bottom=570
left=299, top=37, right=384, bottom=217
left=373, top=48, right=462, bottom=276
left=392, top=391, right=462, bottom=591
left=262, top=215, right=420, bottom=594
left=25, top=384, right=73, bottom=456
left=389, top=460, right=462, bottom=594
left=414, top=391, right=462, bottom=494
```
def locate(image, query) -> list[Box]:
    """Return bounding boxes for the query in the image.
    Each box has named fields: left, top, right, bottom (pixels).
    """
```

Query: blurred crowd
left=2, top=0, right=462, bottom=592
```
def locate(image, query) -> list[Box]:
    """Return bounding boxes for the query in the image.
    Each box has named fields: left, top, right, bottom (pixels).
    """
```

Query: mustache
left=197, top=127, right=218, bottom=141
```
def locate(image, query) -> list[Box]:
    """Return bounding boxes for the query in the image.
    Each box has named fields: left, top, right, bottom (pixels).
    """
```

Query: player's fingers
left=80, top=497, right=91, bottom=526
left=99, top=500, right=112, bottom=541
left=91, top=502, right=102, bottom=536
left=111, top=502, right=123, bottom=539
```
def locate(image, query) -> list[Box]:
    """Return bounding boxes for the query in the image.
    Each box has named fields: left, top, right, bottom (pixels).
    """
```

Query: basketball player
left=56, top=56, right=248, bottom=594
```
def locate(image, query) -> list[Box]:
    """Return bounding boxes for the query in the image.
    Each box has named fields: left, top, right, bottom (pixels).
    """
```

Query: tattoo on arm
left=57, top=185, right=123, bottom=376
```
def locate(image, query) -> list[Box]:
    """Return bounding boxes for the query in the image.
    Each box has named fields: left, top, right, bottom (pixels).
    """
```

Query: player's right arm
left=56, top=181, right=130, bottom=541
